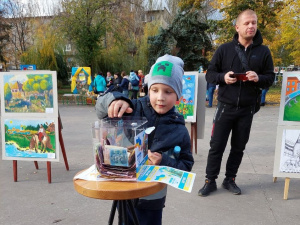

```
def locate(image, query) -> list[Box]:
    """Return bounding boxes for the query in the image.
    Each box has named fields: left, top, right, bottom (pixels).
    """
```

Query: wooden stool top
left=73, top=170, right=167, bottom=200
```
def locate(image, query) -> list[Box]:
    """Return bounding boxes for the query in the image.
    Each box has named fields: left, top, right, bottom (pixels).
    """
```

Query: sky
left=17, top=0, right=61, bottom=16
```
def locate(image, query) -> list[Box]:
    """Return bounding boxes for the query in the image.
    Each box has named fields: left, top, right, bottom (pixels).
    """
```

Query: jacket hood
left=233, top=29, right=263, bottom=47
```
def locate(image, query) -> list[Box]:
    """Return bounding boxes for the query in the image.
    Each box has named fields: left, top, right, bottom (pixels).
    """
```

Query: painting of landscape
left=175, top=73, right=198, bottom=122
left=2, top=118, right=58, bottom=161
left=2, top=73, right=55, bottom=113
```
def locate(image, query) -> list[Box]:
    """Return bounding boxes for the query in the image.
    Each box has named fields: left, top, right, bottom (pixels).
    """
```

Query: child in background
left=119, top=71, right=130, bottom=97
left=138, top=69, right=145, bottom=95
left=93, top=71, right=106, bottom=94
left=129, top=70, right=139, bottom=99
left=96, top=54, right=194, bottom=225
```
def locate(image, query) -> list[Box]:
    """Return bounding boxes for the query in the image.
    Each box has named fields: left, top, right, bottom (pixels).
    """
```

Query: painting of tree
left=2, top=73, right=55, bottom=113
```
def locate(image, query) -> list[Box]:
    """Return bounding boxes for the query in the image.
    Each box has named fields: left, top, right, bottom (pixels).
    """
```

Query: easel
left=273, top=177, right=291, bottom=200
left=190, top=121, right=197, bottom=154
left=185, top=72, right=206, bottom=155
left=13, top=114, right=69, bottom=183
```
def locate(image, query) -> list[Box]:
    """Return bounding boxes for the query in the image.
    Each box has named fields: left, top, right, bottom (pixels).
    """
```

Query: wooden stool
left=73, top=170, right=166, bottom=225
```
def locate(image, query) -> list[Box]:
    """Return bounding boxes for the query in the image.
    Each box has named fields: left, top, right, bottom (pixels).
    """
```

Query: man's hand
left=246, top=71, right=259, bottom=82
left=108, top=100, right=133, bottom=118
left=148, top=150, right=162, bottom=165
left=224, top=71, right=237, bottom=84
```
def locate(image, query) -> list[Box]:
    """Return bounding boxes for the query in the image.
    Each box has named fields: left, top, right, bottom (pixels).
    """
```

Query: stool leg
left=118, top=200, right=123, bottom=225
left=127, top=200, right=139, bottom=225
left=122, top=200, right=128, bottom=225
left=108, top=200, right=117, bottom=225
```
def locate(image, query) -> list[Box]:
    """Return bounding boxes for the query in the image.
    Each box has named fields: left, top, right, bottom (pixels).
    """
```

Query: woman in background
left=93, top=71, right=106, bottom=94
left=119, top=71, right=130, bottom=97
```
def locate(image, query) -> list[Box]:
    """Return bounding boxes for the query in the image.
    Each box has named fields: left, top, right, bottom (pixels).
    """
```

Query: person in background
left=119, top=71, right=130, bottom=97
left=93, top=71, right=106, bottom=94
left=198, top=9, right=275, bottom=197
left=112, top=72, right=123, bottom=93
left=207, top=82, right=216, bottom=107
left=138, top=69, right=145, bottom=94
left=260, top=87, right=269, bottom=106
left=143, top=74, right=149, bottom=96
left=129, top=70, right=139, bottom=99
left=106, top=71, right=114, bottom=88
left=95, top=54, right=194, bottom=225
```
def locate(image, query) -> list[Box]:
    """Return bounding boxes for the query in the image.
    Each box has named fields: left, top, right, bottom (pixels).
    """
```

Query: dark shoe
left=260, top=102, right=265, bottom=106
left=222, top=177, right=241, bottom=195
left=198, top=179, right=217, bottom=197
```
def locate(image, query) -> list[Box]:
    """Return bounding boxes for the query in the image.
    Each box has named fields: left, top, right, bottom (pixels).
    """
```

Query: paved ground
left=1, top=104, right=300, bottom=225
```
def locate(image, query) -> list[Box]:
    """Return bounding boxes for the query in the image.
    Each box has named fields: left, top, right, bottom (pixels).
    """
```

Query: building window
left=287, top=88, right=289, bottom=92
left=287, top=82, right=290, bottom=85
left=292, top=81, right=295, bottom=85
left=292, top=88, right=295, bottom=91
left=150, top=16, right=155, bottom=21
left=65, top=44, right=71, bottom=52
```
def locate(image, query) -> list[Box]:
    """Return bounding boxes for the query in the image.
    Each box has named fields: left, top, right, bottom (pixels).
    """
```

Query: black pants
left=206, top=102, right=255, bottom=180
left=131, top=90, right=138, bottom=99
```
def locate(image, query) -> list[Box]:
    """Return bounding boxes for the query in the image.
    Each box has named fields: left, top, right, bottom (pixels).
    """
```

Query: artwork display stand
left=273, top=177, right=290, bottom=200
left=176, top=72, right=206, bottom=154
left=272, top=72, right=300, bottom=200
left=1, top=71, right=66, bottom=183
left=190, top=120, right=197, bottom=154
left=190, top=73, right=206, bottom=154
left=12, top=115, right=69, bottom=183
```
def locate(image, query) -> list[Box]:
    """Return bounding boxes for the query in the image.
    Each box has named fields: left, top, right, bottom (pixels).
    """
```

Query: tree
left=148, top=9, right=212, bottom=71
left=275, top=0, right=300, bottom=65
left=212, top=0, right=284, bottom=44
left=4, top=83, right=12, bottom=104
left=0, top=8, right=11, bottom=63
left=2, top=0, right=34, bottom=67
left=21, top=21, right=69, bottom=81
left=56, top=0, right=120, bottom=72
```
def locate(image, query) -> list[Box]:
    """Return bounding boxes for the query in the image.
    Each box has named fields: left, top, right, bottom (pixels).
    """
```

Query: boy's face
left=149, top=83, right=177, bottom=114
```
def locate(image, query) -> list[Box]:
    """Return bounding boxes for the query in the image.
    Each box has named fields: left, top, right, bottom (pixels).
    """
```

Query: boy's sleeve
left=95, top=92, right=115, bottom=119
left=95, top=92, right=134, bottom=119
left=159, top=132, right=194, bottom=172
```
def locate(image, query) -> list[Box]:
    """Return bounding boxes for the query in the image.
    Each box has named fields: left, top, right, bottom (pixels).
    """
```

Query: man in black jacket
left=198, top=9, right=274, bottom=197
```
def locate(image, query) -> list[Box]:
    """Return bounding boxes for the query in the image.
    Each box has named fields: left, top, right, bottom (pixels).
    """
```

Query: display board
left=70, top=67, right=92, bottom=94
left=0, top=71, right=59, bottom=162
left=20, top=65, right=36, bottom=70
left=278, top=72, right=300, bottom=125
left=273, top=71, right=300, bottom=178
left=175, top=72, right=199, bottom=123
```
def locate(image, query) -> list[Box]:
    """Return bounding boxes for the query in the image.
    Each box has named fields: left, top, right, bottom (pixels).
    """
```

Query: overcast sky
left=18, top=0, right=61, bottom=16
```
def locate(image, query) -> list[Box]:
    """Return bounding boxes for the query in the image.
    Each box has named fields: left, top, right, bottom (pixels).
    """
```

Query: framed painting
left=273, top=126, right=300, bottom=178
left=278, top=72, right=300, bottom=125
left=175, top=72, right=199, bottom=123
left=70, top=67, right=92, bottom=94
left=0, top=71, right=58, bottom=117
left=1, top=117, right=59, bottom=162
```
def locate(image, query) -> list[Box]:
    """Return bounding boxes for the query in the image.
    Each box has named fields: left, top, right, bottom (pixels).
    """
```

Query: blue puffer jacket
left=93, top=74, right=106, bottom=92
left=96, top=92, right=194, bottom=209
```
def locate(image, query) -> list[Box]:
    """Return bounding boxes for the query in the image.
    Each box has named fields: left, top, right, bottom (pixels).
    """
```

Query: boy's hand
left=148, top=150, right=162, bottom=165
left=108, top=100, right=133, bottom=118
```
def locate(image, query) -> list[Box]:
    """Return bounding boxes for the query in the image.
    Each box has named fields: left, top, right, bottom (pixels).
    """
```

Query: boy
left=96, top=54, right=194, bottom=225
